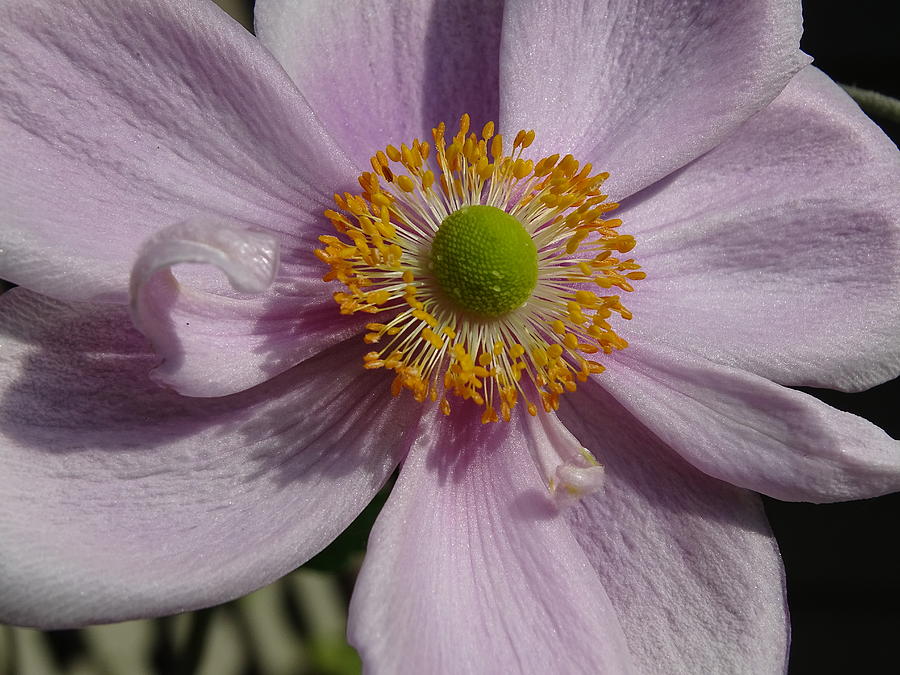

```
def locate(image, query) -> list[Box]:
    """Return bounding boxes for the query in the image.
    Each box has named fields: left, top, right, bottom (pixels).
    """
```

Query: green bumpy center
left=429, top=205, right=538, bottom=318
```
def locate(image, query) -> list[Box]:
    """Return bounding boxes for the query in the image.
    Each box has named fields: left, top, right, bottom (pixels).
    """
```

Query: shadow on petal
left=0, top=289, right=417, bottom=626
left=558, top=376, right=774, bottom=536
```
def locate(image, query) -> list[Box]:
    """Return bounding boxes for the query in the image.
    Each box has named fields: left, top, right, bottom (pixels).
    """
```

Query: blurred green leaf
left=308, top=637, right=362, bottom=675
left=841, top=85, right=900, bottom=125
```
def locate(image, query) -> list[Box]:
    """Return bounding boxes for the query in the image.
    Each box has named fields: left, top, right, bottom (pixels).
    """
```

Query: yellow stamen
left=314, top=115, right=643, bottom=422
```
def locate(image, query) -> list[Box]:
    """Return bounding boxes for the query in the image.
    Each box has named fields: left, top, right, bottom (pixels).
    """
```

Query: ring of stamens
left=315, top=114, right=644, bottom=423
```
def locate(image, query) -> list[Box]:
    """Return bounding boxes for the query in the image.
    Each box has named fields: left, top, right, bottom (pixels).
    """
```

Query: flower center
left=430, top=205, right=538, bottom=317
left=315, top=114, right=644, bottom=424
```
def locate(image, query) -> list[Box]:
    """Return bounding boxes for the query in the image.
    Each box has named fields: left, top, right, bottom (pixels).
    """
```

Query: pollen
left=315, top=114, right=643, bottom=423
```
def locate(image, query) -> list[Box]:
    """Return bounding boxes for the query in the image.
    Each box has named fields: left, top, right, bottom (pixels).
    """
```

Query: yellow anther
left=574, top=290, right=597, bottom=306
left=566, top=230, right=589, bottom=255
left=476, top=156, right=492, bottom=181
left=377, top=219, right=397, bottom=239
left=556, top=194, right=578, bottom=209
left=445, top=142, right=460, bottom=168
left=367, top=290, right=390, bottom=305
left=559, top=154, right=578, bottom=176
left=412, top=309, right=438, bottom=327
left=603, top=234, right=634, bottom=252
left=535, top=154, right=560, bottom=177
left=463, top=135, right=476, bottom=163
left=422, top=328, right=445, bottom=350
left=541, top=193, right=559, bottom=208
left=371, top=192, right=392, bottom=208
left=383, top=351, right=402, bottom=369
left=459, top=113, right=470, bottom=137
left=481, top=406, right=498, bottom=424
left=567, top=302, right=586, bottom=323
left=401, top=144, right=416, bottom=170
left=320, top=116, right=640, bottom=424
left=491, top=134, right=503, bottom=160
left=513, top=159, right=533, bottom=180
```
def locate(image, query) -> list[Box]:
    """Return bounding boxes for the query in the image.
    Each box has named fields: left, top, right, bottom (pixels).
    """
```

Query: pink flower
left=1, top=0, right=898, bottom=672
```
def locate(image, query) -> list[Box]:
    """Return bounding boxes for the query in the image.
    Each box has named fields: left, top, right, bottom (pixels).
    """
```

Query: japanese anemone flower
left=1, top=0, right=899, bottom=672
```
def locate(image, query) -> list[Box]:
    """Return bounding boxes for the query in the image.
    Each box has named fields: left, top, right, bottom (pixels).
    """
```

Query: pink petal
left=0, top=289, right=414, bottom=628
left=0, top=0, right=356, bottom=303
left=558, top=382, right=788, bottom=674
left=129, top=219, right=364, bottom=396
left=254, top=0, right=503, bottom=169
left=601, top=342, right=900, bottom=503
left=349, top=404, right=634, bottom=674
left=620, top=66, right=900, bottom=392
left=500, top=0, right=808, bottom=199
left=130, top=219, right=281, bottom=299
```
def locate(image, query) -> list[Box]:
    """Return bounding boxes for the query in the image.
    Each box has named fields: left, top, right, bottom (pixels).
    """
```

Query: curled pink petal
left=130, top=218, right=280, bottom=298
left=129, top=219, right=279, bottom=395
left=128, top=220, right=368, bottom=397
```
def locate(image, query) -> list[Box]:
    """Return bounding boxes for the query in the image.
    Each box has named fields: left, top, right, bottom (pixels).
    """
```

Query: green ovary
left=429, top=205, right=538, bottom=318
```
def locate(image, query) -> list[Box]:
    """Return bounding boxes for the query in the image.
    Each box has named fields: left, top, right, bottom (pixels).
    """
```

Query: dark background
left=770, top=2, right=900, bottom=673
